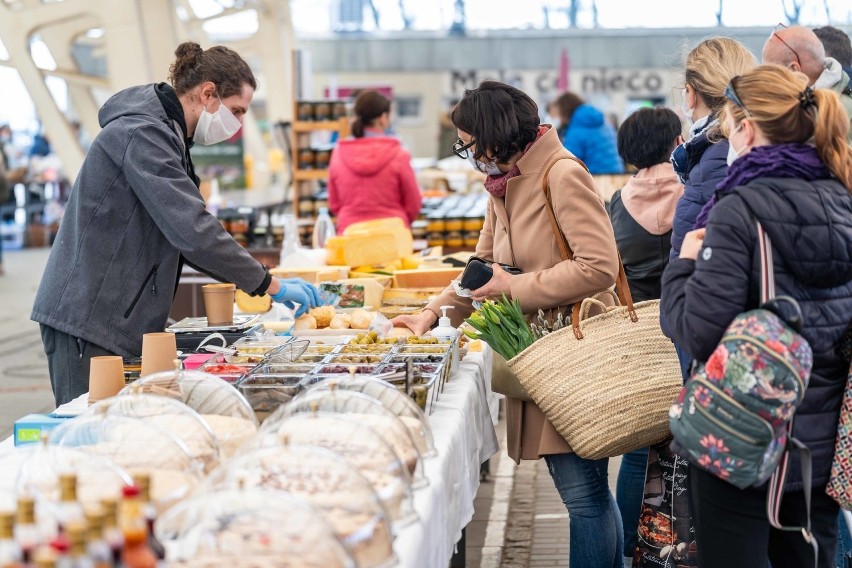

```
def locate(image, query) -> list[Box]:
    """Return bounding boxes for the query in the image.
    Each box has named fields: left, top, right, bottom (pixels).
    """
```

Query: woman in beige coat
left=393, top=81, right=622, bottom=568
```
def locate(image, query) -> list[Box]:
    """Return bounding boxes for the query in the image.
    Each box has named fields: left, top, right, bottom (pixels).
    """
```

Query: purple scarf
left=694, top=143, right=831, bottom=229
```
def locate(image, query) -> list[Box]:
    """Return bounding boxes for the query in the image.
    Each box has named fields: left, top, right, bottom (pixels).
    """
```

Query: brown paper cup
left=202, top=283, right=236, bottom=326
left=141, top=332, right=178, bottom=377
left=88, top=356, right=126, bottom=404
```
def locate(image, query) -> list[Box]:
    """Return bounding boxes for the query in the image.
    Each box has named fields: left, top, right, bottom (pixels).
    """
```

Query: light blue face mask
left=467, top=153, right=502, bottom=176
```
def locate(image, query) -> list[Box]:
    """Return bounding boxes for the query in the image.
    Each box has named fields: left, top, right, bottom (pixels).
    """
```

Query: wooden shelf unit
left=292, top=168, right=331, bottom=181
left=290, top=110, right=350, bottom=198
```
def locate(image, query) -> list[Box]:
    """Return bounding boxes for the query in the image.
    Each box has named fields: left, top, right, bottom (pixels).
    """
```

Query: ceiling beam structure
left=0, top=0, right=297, bottom=185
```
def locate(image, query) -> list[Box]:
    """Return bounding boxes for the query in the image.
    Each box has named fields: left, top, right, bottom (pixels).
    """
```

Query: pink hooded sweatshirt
left=327, top=134, right=422, bottom=233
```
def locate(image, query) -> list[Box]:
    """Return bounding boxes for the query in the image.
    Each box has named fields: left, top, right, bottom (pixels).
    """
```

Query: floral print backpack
left=668, top=221, right=814, bottom=489
left=668, top=220, right=820, bottom=564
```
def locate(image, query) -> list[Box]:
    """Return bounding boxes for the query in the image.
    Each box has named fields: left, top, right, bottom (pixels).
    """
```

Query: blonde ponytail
left=811, top=89, right=852, bottom=190
left=725, top=64, right=852, bottom=192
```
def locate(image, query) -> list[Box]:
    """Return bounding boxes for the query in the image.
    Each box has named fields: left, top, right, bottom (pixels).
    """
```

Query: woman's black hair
left=450, top=81, right=539, bottom=164
left=617, top=107, right=682, bottom=170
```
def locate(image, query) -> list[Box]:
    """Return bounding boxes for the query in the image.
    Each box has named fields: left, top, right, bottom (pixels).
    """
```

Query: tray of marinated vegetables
left=231, top=332, right=455, bottom=420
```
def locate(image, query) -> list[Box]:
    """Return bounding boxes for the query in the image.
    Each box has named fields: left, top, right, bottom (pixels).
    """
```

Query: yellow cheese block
left=235, top=290, right=272, bottom=313
left=392, top=268, right=463, bottom=289
left=381, top=287, right=444, bottom=305
left=347, top=273, right=393, bottom=287
left=343, top=217, right=414, bottom=259
left=325, top=233, right=400, bottom=267
left=401, top=254, right=423, bottom=270
left=270, top=266, right=350, bottom=284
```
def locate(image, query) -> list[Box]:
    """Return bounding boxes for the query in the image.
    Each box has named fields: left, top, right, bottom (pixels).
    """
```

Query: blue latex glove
left=270, top=278, right=322, bottom=317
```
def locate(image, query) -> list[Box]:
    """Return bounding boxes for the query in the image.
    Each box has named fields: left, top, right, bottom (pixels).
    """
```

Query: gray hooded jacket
left=31, top=84, right=269, bottom=357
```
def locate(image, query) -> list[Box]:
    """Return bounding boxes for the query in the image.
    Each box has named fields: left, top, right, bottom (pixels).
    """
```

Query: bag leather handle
left=540, top=158, right=638, bottom=340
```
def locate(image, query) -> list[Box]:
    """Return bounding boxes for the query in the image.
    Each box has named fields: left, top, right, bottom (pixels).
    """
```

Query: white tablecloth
left=0, top=347, right=502, bottom=567
left=394, top=346, right=501, bottom=568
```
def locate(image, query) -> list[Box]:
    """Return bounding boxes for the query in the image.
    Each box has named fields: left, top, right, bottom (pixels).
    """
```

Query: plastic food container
left=11, top=444, right=132, bottom=538
left=157, top=487, right=355, bottom=568
left=324, top=353, right=387, bottom=365
left=88, top=394, right=222, bottom=473
left=257, top=413, right=416, bottom=525
left=120, top=369, right=258, bottom=457
left=315, top=364, right=379, bottom=375
left=272, top=390, right=426, bottom=489
left=306, top=376, right=436, bottom=458
left=48, top=414, right=199, bottom=510
left=202, top=445, right=397, bottom=568
left=236, top=375, right=308, bottom=422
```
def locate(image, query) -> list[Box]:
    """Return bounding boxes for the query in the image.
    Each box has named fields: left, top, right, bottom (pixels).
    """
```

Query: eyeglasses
left=452, top=138, right=475, bottom=159
left=724, top=78, right=752, bottom=118
left=772, top=23, right=802, bottom=68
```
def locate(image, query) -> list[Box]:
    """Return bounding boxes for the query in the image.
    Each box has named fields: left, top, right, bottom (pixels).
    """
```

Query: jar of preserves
left=426, top=214, right=446, bottom=233
left=331, top=101, right=347, bottom=120
left=298, top=197, right=316, bottom=217
left=463, top=215, right=484, bottom=232
left=445, top=231, right=463, bottom=248
left=313, top=101, right=331, bottom=122
left=427, top=232, right=445, bottom=247
left=298, top=148, right=315, bottom=170
left=314, top=148, right=331, bottom=170
left=444, top=216, right=464, bottom=232
left=297, top=101, right=313, bottom=121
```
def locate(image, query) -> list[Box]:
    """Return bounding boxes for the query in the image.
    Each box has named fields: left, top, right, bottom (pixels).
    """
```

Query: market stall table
left=0, top=346, right=501, bottom=568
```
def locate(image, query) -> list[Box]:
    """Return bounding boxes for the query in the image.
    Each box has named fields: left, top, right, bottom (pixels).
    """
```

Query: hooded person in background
left=327, top=90, right=422, bottom=233
left=762, top=24, right=852, bottom=141
left=547, top=91, right=623, bottom=174
left=32, top=42, right=322, bottom=406
left=609, top=107, right=684, bottom=565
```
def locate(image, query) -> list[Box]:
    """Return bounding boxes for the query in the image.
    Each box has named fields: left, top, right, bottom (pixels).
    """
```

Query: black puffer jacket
left=661, top=177, right=852, bottom=491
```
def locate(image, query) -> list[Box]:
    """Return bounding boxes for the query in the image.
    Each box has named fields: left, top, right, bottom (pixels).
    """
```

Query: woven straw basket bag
left=499, top=155, right=682, bottom=459
left=507, top=288, right=683, bottom=460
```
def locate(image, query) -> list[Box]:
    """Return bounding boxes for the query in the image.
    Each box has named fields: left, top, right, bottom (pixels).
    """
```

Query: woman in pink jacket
left=328, top=90, right=422, bottom=233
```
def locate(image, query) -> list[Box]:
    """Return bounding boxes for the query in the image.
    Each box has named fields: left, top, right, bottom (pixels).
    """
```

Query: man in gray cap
left=763, top=24, right=852, bottom=140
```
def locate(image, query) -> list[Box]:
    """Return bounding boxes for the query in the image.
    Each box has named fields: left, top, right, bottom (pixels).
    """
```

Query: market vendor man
left=31, top=42, right=322, bottom=405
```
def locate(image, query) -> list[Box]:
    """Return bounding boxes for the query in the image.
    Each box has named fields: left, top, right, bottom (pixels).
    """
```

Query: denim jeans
left=617, top=447, right=649, bottom=559
left=837, top=510, right=852, bottom=568
left=674, top=342, right=692, bottom=383
left=544, top=452, right=623, bottom=568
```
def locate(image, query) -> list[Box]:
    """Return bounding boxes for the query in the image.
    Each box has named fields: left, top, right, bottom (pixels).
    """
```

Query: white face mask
left=195, top=96, right=241, bottom=145
left=467, top=153, right=502, bottom=176
left=681, top=88, right=694, bottom=123
left=726, top=124, right=745, bottom=166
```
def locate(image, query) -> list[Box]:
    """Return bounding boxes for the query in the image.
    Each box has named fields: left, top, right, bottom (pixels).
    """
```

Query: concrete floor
left=0, top=247, right=54, bottom=440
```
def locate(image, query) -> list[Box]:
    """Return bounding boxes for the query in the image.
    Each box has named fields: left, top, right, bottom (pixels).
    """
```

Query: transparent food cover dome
left=257, top=413, right=416, bottom=525
left=157, top=487, right=355, bottom=568
left=121, top=369, right=258, bottom=457
left=203, top=445, right=397, bottom=568
left=48, top=414, right=200, bottom=509
left=88, top=394, right=222, bottom=473
left=307, top=376, right=435, bottom=457
left=10, top=443, right=131, bottom=538
left=271, top=389, right=425, bottom=488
